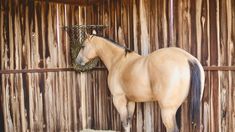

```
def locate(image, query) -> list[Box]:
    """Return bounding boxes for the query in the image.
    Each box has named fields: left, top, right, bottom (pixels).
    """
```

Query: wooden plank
left=35, top=0, right=101, bottom=5
left=77, top=6, right=88, bottom=130
left=0, top=2, right=10, bottom=131
left=200, top=0, right=211, bottom=132
left=218, top=0, right=230, bottom=131
left=45, top=4, right=57, bottom=131
left=149, top=0, right=157, bottom=51
left=177, top=0, right=191, bottom=130
left=8, top=0, right=19, bottom=131
left=209, top=0, right=219, bottom=131
left=14, top=1, right=27, bottom=131
left=0, top=0, right=4, bottom=130
left=229, top=0, right=235, bottom=130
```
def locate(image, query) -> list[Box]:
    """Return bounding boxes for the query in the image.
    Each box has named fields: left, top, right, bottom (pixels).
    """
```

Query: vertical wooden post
left=209, top=0, right=219, bottom=132
left=78, top=6, right=87, bottom=130
left=169, top=0, right=174, bottom=46
left=227, top=0, right=235, bottom=130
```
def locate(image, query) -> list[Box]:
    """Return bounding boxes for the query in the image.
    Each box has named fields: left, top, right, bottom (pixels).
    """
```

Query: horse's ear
left=85, top=32, right=93, bottom=40
left=92, top=30, right=97, bottom=35
left=118, top=27, right=126, bottom=46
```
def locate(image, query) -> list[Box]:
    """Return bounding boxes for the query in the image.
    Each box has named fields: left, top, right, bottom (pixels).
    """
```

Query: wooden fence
left=0, top=0, right=235, bottom=131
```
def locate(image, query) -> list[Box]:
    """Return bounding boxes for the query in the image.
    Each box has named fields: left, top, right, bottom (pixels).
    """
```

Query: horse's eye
left=81, top=45, right=85, bottom=48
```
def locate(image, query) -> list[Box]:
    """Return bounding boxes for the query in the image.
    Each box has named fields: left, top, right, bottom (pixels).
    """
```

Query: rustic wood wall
left=0, top=0, right=235, bottom=132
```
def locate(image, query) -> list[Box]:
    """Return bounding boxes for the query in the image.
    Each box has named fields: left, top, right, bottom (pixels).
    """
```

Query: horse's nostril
left=76, top=57, right=86, bottom=66
left=76, top=57, right=82, bottom=64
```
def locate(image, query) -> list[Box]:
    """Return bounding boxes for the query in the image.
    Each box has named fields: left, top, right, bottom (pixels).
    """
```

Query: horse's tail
left=188, top=60, right=203, bottom=131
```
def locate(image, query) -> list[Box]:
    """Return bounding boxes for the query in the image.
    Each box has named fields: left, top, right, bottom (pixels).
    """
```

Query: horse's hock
left=63, top=25, right=107, bottom=71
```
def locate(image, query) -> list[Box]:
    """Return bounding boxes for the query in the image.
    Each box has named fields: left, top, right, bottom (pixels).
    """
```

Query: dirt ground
left=80, top=129, right=117, bottom=132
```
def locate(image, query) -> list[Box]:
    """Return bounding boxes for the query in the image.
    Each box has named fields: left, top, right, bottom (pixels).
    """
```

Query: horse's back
left=147, top=47, right=198, bottom=75
left=148, top=47, right=195, bottom=62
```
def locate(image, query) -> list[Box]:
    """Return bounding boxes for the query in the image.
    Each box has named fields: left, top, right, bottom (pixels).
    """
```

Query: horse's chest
left=108, top=73, right=125, bottom=96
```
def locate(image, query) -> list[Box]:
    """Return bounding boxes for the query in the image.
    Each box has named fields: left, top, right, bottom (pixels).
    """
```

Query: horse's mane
left=91, top=35, right=132, bottom=56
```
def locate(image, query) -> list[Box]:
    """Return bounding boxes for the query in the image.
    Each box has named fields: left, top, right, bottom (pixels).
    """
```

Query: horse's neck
left=94, top=37, right=128, bottom=70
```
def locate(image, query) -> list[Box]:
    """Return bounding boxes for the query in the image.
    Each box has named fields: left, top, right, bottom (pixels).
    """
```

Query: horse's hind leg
left=161, top=108, right=179, bottom=132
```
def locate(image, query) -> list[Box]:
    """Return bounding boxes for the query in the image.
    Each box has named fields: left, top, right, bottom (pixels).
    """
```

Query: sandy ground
left=80, top=129, right=118, bottom=132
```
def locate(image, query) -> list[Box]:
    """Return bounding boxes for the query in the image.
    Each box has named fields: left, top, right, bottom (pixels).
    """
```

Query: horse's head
left=76, top=34, right=97, bottom=66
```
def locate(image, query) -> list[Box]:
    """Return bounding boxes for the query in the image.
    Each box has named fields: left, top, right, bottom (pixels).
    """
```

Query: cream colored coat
left=76, top=35, right=205, bottom=132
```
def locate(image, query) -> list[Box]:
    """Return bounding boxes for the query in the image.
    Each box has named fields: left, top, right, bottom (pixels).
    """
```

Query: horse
left=76, top=34, right=205, bottom=132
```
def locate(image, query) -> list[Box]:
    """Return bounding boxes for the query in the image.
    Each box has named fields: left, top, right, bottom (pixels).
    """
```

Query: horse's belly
left=125, top=86, right=157, bottom=102
left=127, top=94, right=157, bottom=102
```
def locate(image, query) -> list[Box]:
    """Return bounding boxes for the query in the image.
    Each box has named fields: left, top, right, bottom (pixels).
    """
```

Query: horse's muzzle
left=76, top=57, right=86, bottom=66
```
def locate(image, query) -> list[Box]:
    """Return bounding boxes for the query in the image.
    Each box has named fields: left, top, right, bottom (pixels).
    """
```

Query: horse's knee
left=113, top=95, right=128, bottom=122
left=112, top=96, right=134, bottom=132
left=127, top=102, right=135, bottom=120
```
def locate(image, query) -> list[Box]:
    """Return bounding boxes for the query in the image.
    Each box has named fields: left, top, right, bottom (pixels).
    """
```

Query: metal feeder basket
left=64, top=25, right=107, bottom=72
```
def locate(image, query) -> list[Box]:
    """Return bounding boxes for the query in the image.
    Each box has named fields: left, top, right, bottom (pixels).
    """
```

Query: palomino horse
left=76, top=34, right=205, bottom=132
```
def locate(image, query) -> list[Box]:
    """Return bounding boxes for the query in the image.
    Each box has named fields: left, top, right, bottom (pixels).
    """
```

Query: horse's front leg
left=113, top=95, right=131, bottom=132
left=127, top=101, right=135, bottom=125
